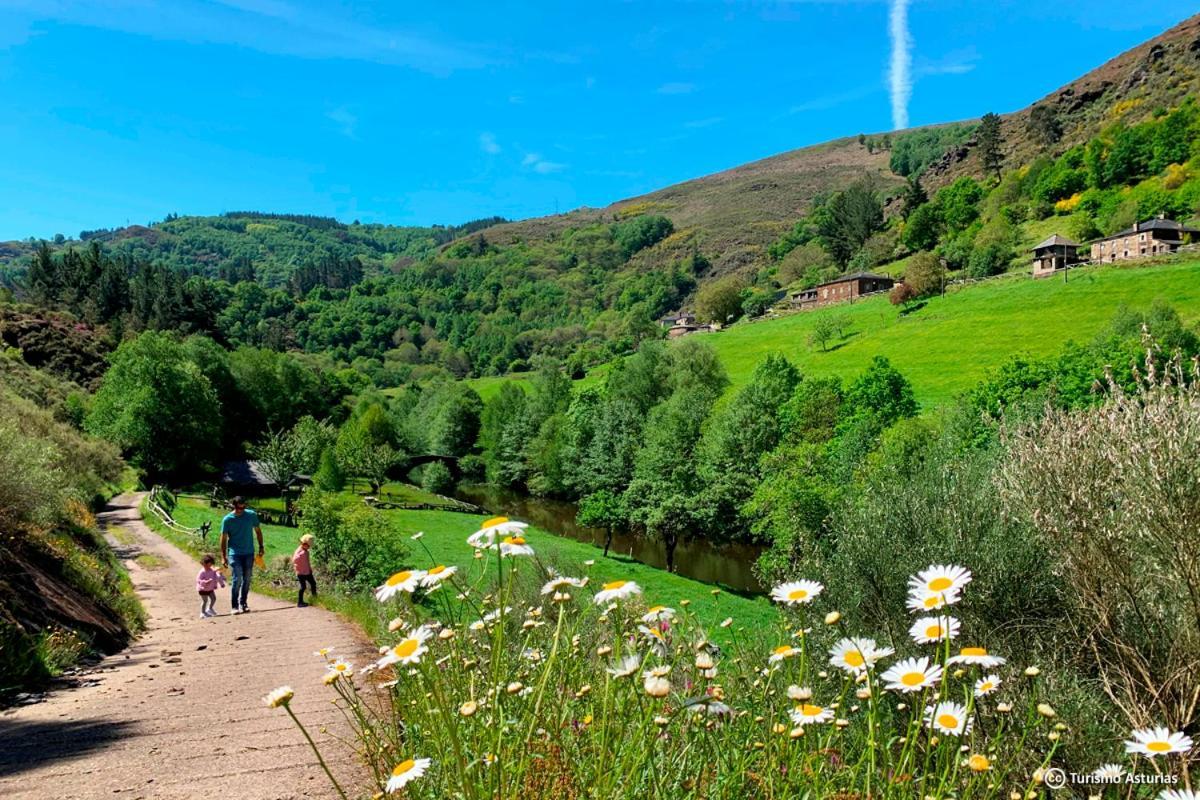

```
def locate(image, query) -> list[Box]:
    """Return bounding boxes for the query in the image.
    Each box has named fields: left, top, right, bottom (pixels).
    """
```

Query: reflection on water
left=453, top=484, right=765, bottom=594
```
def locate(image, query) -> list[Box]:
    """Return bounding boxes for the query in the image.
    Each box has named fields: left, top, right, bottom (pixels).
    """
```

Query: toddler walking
left=196, top=554, right=226, bottom=618
left=293, top=534, right=317, bottom=607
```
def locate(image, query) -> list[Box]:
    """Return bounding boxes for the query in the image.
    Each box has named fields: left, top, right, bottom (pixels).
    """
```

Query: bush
left=299, top=490, right=410, bottom=592
left=998, top=355, right=1200, bottom=734
left=420, top=460, right=454, bottom=495
left=966, top=242, right=1010, bottom=278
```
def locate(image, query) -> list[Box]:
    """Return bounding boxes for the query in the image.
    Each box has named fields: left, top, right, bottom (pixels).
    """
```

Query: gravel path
left=0, top=493, right=374, bottom=799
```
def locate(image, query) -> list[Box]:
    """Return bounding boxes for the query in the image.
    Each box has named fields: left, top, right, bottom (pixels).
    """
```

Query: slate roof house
left=791, top=272, right=894, bottom=309
left=1089, top=216, right=1200, bottom=263
left=1031, top=234, right=1083, bottom=277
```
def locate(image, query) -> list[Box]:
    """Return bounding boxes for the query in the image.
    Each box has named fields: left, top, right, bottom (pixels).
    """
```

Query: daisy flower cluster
left=266, top=524, right=1189, bottom=799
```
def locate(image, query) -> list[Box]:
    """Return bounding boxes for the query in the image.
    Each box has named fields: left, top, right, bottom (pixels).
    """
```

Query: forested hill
left=0, top=212, right=507, bottom=288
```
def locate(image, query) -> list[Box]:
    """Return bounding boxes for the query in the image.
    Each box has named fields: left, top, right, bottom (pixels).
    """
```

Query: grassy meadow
left=690, top=258, right=1200, bottom=408
left=155, top=493, right=777, bottom=637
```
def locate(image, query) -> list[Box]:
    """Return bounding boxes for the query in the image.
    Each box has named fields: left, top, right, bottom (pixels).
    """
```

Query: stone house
left=1031, top=234, right=1083, bottom=277
left=790, top=272, right=894, bottom=309
left=1090, top=216, right=1200, bottom=263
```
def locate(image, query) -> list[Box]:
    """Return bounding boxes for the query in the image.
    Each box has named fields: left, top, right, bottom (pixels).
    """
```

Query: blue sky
left=0, top=0, right=1195, bottom=240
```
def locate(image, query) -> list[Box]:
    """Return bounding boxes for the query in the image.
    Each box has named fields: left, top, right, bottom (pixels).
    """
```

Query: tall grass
left=263, top=517, right=1200, bottom=799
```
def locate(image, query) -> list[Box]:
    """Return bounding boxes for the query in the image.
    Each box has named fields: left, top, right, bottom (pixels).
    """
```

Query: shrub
left=420, top=460, right=454, bottom=495
left=998, top=354, right=1200, bottom=734
left=298, top=490, right=410, bottom=592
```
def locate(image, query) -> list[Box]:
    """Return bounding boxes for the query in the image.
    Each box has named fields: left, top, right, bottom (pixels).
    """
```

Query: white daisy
left=828, top=637, right=894, bottom=674
left=909, top=564, right=972, bottom=596
left=1124, top=727, right=1193, bottom=757
left=328, top=659, right=354, bottom=678
left=908, top=615, right=961, bottom=644
left=770, top=580, right=824, bottom=606
left=606, top=653, right=643, bottom=678
left=638, top=625, right=669, bottom=655
left=385, top=757, right=431, bottom=793
left=790, top=702, right=834, bottom=725
left=769, top=645, right=801, bottom=663
left=925, top=701, right=972, bottom=736
left=313, top=646, right=335, bottom=659
left=641, top=605, right=676, bottom=623
left=974, top=674, right=1001, bottom=697
left=263, top=686, right=294, bottom=708
left=593, top=580, right=642, bottom=605
left=498, top=535, right=534, bottom=557
left=880, top=656, right=944, bottom=693
left=1158, top=790, right=1200, bottom=800
left=375, top=569, right=427, bottom=602
left=541, top=575, right=587, bottom=595
left=906, top=587, right=962, bottom=613
left=1091, top=764, right=1124, bottom=781
left=467, top=516, right=527, bottom=549
left=420, top=565, right=457, bottom=586
left=947, top=647, right=1006, bottom=668
left=377, top=626, right=434, bottom=667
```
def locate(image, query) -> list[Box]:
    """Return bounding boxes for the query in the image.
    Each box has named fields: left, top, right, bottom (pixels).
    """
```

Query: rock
left=195, top=645, right=207, bottom=651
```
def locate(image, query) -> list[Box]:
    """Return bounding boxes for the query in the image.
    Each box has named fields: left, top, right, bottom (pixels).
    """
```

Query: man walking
left=220, top=496, right=264, bottom=614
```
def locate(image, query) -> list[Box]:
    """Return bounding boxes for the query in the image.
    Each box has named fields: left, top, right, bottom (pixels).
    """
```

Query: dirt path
left=0, top=493, right=375, bottom=799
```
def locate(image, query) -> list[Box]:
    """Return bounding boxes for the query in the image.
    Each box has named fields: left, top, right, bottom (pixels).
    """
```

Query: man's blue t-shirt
left=221, top=509, right=260, bottom=556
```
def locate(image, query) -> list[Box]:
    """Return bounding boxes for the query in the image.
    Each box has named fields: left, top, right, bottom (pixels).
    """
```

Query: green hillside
left=692, top=258, right=1200, bottom=408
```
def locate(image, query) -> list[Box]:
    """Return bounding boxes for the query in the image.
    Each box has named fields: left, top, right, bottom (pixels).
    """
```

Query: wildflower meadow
left=266, top=518, right=1195, bottom=799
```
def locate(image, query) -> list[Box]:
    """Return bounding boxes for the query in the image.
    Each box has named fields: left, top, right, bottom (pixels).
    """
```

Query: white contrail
left=889, top=0, right=912, bottom=131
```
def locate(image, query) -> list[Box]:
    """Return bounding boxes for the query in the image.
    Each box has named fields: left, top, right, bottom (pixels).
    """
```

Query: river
left=452, top=484, right=766, bottom=594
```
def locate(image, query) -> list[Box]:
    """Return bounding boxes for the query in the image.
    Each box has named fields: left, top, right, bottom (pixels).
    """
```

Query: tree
left=313, top=448, right=346, bottom=492
left=252, top=428, right=302, bottom=490
left=807, top=315, right=839, bottom=352
left=935, top=177, right=985, bottom=232
left=576, top=489, right=625, bottom=557
left=901, top=203, right=943, bottom=252
left=977, top=112, right=1004, bottom=179
left=901, top=177, right=928, bottom=219
left=841, top=355, right=918, bottom=429
left=86, top=331, right=220, bottom=476
left=695, top=275, right=746, bottom=324
left=623, top=386, right=716, bottom=572
left=902, top=251, right=945, bottom=298
left=815, top=182, right=884, bottom=266
left=1027, top=105, right=1063, bottom=147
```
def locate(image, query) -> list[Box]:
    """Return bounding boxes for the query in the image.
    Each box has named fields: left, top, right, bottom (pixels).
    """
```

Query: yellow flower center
left=928, top=577, right=953, bottom=591
left=428, top=565, right=446, bottom=575
left=843, top=650, right=865, bottom=668
left=901, top=672, right=926, bottom=686
left=335, top=664, right=347, bottom=671
left=961, top=647, right=987, bottom=657
left=392, top=759, right=415, bottom=777
left=925, top=624, right=943, bottom=638
left=968, top=754, right=990, bottom=771
left=923, top=596, right=941, bottom=608
left=937, top=714, right=959, bottom=729
left=1147, top=741, right=1172, bottom=753
left=979, top=681, right=993, bottom=692
left=647, top=605, right=665, bottom=614
left=386, top=571, right=412, bottom=587
left=393, top=639, right=419, bottom=658
left=800, top=704, right=824, bottom=717
left=603, top=580, right=628, bottom=591
left=482, top=516, right=508, bottom=528
left=773, top=646, right=793, bottom=656
left=788, top=588, right=808, bottom=600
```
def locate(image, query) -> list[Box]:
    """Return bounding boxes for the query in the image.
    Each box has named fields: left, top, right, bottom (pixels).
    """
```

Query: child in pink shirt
left=196, top=554, right=226, bottom=618
left=293, top=534, right=317, bottom=608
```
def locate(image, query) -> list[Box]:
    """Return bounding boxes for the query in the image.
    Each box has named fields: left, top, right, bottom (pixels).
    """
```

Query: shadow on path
left=0, top=719, right=139, bottom=778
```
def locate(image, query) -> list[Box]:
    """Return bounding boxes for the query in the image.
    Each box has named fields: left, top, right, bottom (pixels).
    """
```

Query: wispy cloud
left=326, top=107, right=357, bottom=138
left=522, top=153, right=567, bottom=174
left=790, top=84, right=878, bottom=115
left=915, top=47, right=979, bottom=78
left=8, top=0, right=490, bottom=74
left=479, top=132, right=501, bottom=154
left=657, top=82, right=696, bottom=95
left=888, top=0, right=912, bottom=130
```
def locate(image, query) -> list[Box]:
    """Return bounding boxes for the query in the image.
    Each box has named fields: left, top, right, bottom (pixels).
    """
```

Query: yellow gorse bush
left=270, top=521, right=1193, bottom=798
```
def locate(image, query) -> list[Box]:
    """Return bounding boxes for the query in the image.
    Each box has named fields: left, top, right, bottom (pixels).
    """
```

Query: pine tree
left=977, top=112, right=1004, bottom=180
left=901, top=176, right=928, bottom=219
